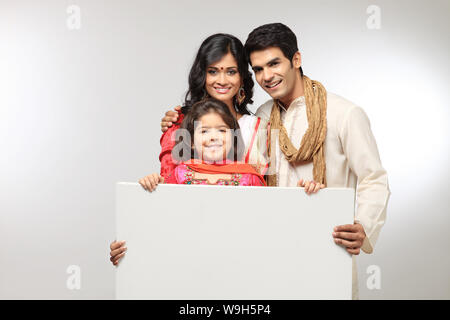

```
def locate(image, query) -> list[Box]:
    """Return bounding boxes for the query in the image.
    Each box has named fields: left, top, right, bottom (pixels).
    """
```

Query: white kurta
left=256, top=93, right=391, bottom=299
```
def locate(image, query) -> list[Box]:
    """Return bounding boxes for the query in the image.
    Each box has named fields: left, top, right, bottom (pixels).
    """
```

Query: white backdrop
left=0, top=0, right=449, bottom=299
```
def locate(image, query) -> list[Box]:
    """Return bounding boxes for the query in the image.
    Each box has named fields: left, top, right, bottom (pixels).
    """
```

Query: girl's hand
left=297, top=179, right=325, bottom=195
left=139, top=173, right=164, bottom=192
left=110, top=240, right=127, bottom=266
left=161, top=105, right=181, bottom=132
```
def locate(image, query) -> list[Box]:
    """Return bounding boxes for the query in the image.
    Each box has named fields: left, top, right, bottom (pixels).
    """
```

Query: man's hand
left=332, top=223, right=366, bottom=255
left=161, top=105, right=181, bottom=132
left=110, top=240, right=127, bottom=266
left=297, top=179, right=325, bottom=195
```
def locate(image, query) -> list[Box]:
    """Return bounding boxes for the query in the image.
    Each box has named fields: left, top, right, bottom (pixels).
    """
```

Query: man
left=154, top=23, right=390, bottom=299
left=243, top=23, right=390, bottom=299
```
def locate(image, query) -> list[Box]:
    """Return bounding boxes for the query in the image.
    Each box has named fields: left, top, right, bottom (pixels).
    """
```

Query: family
left=109, top=23, right=390, bottom=299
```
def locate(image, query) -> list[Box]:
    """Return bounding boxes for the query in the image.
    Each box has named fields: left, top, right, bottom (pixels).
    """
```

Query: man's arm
left=161, top=106, right=182, bottom=132
left=337, top=106, right=391, bottom=254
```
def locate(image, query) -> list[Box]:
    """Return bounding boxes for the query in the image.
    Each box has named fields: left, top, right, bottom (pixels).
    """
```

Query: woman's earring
left=237, top=86, right=245, bottom=105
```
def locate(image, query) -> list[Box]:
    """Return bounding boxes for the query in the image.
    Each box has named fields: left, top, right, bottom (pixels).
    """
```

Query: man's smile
left=265, top=79, right=282, bottom=90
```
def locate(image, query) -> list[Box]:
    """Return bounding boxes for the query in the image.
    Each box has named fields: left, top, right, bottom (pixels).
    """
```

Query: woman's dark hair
left=176, top=98, right=245, bottom=162
left=244, top=23, right=304, bottom=77
left=182, top=33, right=254, bottom=115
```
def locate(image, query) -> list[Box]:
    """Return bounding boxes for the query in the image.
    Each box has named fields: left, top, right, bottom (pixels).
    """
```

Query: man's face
left=249, top=47, right=300, bottom=103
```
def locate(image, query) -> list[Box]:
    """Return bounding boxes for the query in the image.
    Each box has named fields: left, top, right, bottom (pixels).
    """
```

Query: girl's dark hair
left=244, top=23, right=304, bottom=77
left=182, top=33, right=254, bottom=115
left=176, top=98, right=244, bottom=162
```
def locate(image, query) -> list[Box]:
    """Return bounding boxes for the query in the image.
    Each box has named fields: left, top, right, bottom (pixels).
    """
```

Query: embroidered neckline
left=183, top=167, right=242, bottom=186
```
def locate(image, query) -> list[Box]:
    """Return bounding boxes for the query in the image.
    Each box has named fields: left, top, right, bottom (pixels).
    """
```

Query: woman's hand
left=161, top=105, right=181, bottom=132
left=139, top=173, right=165, bottom=192
left=110, top=240, right=127, bottom=266
left=297, top=179, right=325, bottom=195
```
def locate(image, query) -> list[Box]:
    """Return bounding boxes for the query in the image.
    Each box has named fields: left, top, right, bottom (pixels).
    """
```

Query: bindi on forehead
left=209, top=53, right=239, bottom=70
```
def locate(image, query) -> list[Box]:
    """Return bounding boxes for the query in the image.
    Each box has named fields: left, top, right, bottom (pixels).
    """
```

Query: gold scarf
left=267, top=75, right=327, bottom=186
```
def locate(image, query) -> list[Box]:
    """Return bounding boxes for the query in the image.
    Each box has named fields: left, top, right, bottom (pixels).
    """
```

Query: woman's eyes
left=207, top=69, right=237, bottom=75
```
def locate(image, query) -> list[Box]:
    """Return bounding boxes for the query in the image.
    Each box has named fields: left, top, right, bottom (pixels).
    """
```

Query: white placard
left=115, top=183, right=354, bottom=299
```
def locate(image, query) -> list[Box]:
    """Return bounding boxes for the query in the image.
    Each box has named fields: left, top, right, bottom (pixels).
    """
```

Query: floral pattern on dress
left=183, top=166, right=242, bottom=186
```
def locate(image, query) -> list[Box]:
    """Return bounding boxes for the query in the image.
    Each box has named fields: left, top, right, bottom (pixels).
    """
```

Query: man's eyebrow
left=267, top=57, right=281, bottom=64
left=252, top=57, right=281, bottom=71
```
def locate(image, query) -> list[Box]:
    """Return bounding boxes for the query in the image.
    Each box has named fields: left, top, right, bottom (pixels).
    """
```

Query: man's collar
left=276, top=96, right=306, bottom=112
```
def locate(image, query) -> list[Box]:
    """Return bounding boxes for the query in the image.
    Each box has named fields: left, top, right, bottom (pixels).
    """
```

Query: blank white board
left=115, top=183, right=354, bottom=299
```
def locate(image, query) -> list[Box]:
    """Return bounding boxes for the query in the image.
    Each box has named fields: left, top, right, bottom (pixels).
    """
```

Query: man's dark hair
left=244, top=23, right=303, bottom=77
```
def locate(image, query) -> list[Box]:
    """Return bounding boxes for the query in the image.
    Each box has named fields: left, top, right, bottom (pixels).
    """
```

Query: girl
left=143, top=98, right=266, bottom=190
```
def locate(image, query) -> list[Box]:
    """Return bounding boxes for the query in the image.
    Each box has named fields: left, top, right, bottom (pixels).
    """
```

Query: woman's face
left=205, top=52, right=241, bottom=107
left=193, top=112, right=233, bottom=162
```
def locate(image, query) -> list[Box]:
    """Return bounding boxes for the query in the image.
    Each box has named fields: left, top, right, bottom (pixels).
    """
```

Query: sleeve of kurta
left=340, top=106, right=391, bottom=254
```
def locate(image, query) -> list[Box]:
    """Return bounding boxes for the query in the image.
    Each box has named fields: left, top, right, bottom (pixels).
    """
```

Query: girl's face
left=205, top=52, right=241, bottom=106
left=193, top=112, right=233, bottom=162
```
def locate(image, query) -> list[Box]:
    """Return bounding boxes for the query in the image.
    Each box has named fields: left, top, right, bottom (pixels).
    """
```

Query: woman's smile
left=213, top=86, right=232, bottom=94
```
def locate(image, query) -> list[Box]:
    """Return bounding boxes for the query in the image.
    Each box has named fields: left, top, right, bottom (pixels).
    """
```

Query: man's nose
left=262, top=68, right=274, bottom=83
